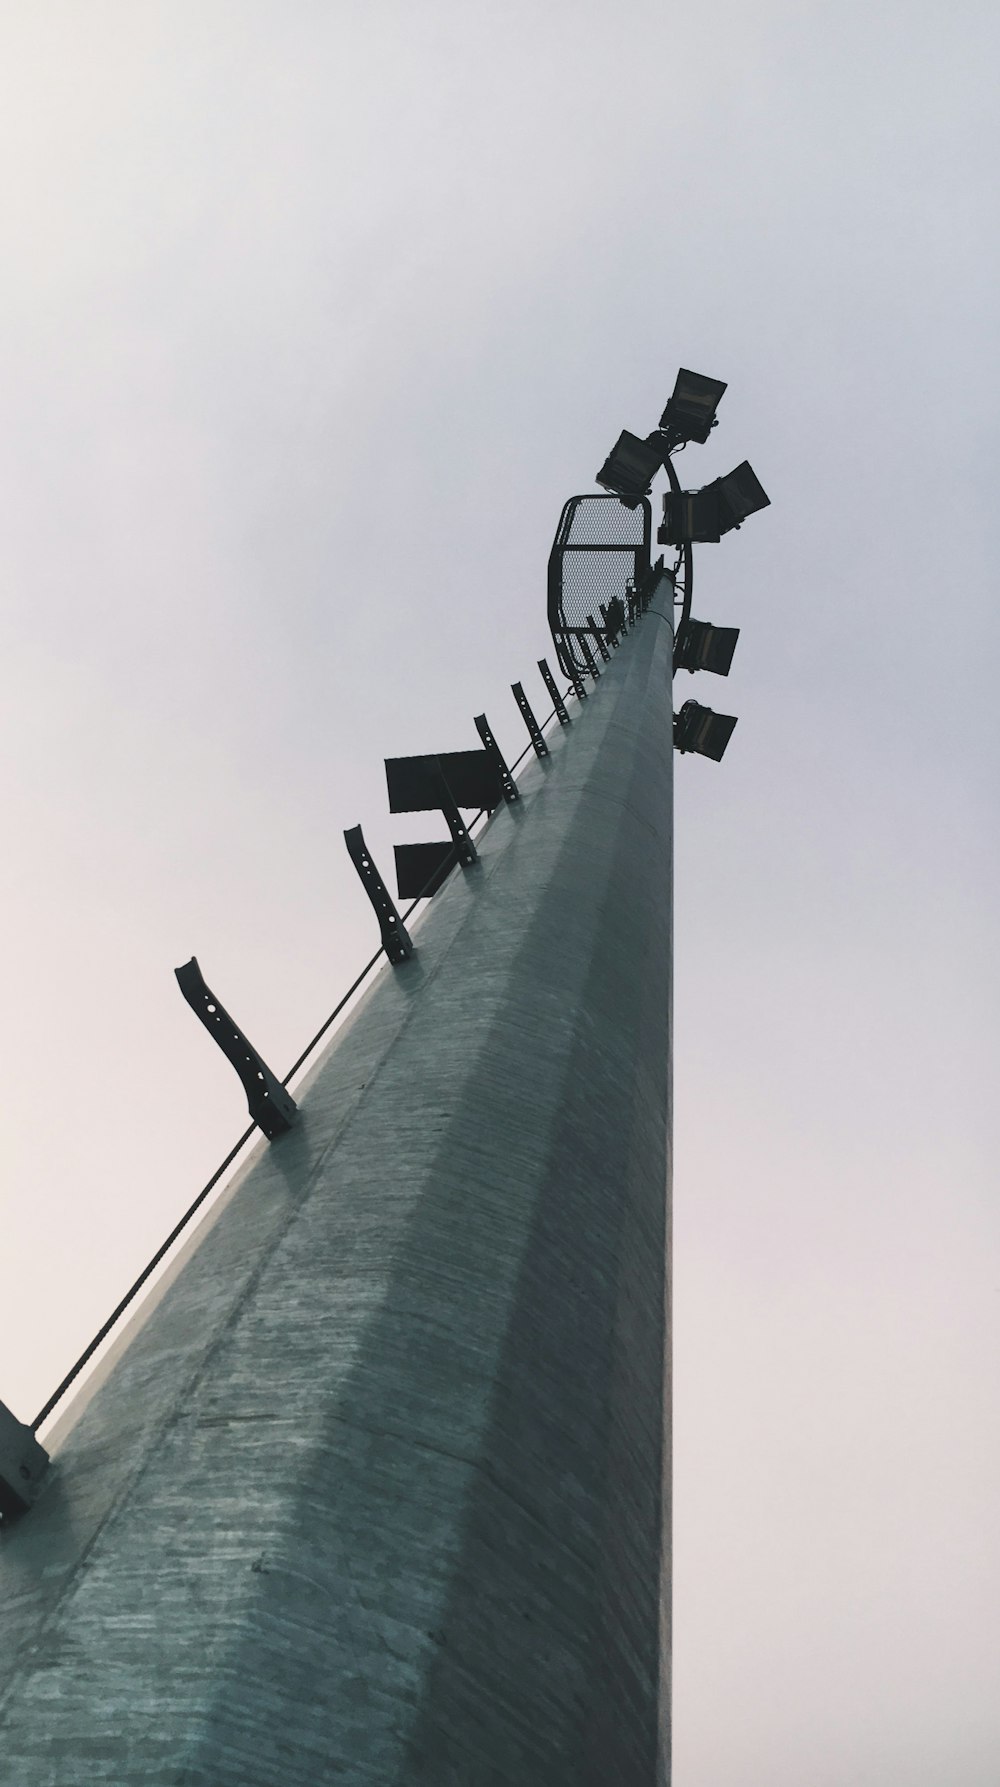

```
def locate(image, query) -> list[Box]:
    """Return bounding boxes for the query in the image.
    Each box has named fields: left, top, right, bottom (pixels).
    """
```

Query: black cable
left=31, top=1125, right=255, bottom=1431
left=31, top=686, right=576, bottom=1432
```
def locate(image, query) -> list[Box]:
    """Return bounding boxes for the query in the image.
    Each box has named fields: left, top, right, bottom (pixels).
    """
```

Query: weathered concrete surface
left=0, top=609, right=674, bottom=1786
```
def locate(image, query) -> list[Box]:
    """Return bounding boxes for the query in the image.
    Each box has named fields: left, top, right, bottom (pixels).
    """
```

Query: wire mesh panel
left=547, top=495, right=651, bottom=678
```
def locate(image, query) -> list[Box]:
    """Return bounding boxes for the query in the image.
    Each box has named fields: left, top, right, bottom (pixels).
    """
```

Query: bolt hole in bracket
left=175, top=958, right=298, bottom=1138
left=344, top=825, right=414, bottom=963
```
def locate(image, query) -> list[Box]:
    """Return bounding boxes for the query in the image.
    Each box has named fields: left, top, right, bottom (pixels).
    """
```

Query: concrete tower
left=0, top=586, right=675, bottom=1784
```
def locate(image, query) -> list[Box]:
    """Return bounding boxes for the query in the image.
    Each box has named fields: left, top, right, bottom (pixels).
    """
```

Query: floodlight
left=674, top=619, right=739, bottom=677
left=674, top=699, right=737, bottom=761
left=658, top=460, right=770, bottom=546
left=657, top=487, right=722, bottom=545
left=715, top=460, right=770, bottom=532
left=595, top=430, right=664, bottom=506
left=658, top=368, right=727, bottom=444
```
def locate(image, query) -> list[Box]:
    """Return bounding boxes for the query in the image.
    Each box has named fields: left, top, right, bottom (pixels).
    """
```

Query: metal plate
left=385, top=750, right=501, bottom=815
left=394, top=841, right=457, bottom=899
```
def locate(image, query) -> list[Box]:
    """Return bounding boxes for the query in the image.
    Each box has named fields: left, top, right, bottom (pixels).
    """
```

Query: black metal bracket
left=0, top=1399, right=49, bottom=1522
left=579, top=633, right=601, bottom=680
left=511, top=682, right=549, bottom=757
left=537, top=659, right=571, bottom=725
left=587, top=615, right=612, bottom=662
left=175, top=958, right=298, bottom=1138
left=600, top=597, right=627, bottom=646
left=473, top=714, right=519, bottom=803
left=344, top=825, right=413, bottom=963
left=384, top=749, right=492, bottom=900
left=436, top=760, right=480, bottom=862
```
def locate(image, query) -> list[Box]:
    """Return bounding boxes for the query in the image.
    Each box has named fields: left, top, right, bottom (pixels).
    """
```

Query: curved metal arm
left=175, top=958, right=298, bottom=1139
left=344, top=826, right=413, bottom=963
left=662, top=451, right=694, bottom=667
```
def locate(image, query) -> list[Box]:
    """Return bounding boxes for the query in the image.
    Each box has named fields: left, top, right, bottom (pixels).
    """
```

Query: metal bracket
left=436, top=760, right=480, bottom=863
left=587, top=615, right=612, bottom=662
left=344, top=826, right=413, bottom=963
left=473, top=714, right=519, bottom=804
left=600, top=597, right=626, bottom=646
left=511, top=682, right=549, bottom=758
left=384, top=749, right=490, bottom=900
left=175, top=958, right=298, bottom=1139
left=0, top=1399, right=49, bottom=1523
left=579, top=633, right=601, bottom=680
left=537, top=659, right=571, bottom=725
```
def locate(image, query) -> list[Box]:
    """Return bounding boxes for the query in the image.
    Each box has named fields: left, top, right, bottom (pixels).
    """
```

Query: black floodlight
left=675, top=619, right=740, bottom=677
left=716, top=460, right=770, bottom=533
left=595, top=430, right=664, bottom=506
left=674, top=699, right=737, bottom=761
left=659, top=460, right=770, bottom=546
left=658, top=486, right=722, bottom=545
left=659, top=368, right=727, bottom=444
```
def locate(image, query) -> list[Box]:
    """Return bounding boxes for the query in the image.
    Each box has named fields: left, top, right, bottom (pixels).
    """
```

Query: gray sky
left=1, top=3, right=997, bottom=1780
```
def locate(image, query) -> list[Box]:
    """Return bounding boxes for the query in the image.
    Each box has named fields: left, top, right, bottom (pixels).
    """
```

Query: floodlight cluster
left=595, top=367, right=770, bottom=763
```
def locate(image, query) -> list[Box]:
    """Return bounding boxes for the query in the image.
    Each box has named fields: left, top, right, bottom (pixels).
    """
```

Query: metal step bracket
left=175, top=958, right=298, bottom=1138
left=579, top=634, right=601, bottom=680
left=537, top=659, right=572, bottom=725
left=344, top=826, right=414, bottom=963
left=473, top=714, right=519, bottom=804
left=511, top=682, right=549, bottom=758
left=0, top=1399, right=49, bottom=1523
left=587, top=615, right=612, bottom=662
left=435, top=759, right=480, bottom=864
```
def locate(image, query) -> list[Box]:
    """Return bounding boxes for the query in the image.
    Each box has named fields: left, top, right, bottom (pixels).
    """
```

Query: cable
left=31, top=686, right=577, bottom=1433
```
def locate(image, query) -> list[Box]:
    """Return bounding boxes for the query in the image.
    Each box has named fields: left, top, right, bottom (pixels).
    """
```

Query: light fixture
left=674, top=619, right=739, bottom=676
left=658, top=368, right=727, bottom=444
left=658, top=460, right=769, bottom=545
left=715, top=460, right=770, bottom=531
left=595, top=430, right=664, bottom=506
left=674, top=699, right=738, bottom=761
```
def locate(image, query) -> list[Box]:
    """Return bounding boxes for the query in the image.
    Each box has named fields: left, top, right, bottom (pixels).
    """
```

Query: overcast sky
left=1, top=4, right=998, bottom=1781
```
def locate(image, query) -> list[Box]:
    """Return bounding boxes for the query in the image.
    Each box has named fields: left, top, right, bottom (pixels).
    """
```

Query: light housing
left=675, top=619, right=739, bottom=676
left=658, top=459, right=770, bottom=545
left=595, top=430, right=664, bottom=506
left=659, top=368, right=727, bottom=443
left=716, top=460, right=770, bottom=532
left=674, top=699, right=738, bottom=761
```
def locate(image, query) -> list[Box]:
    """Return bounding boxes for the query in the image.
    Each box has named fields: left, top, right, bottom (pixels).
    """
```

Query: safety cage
left=547, top=494, right=652, bottom=680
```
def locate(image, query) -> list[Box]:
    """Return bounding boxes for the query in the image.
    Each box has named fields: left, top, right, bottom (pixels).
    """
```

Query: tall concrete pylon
left=0, top=599, right=674, bottom=1785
